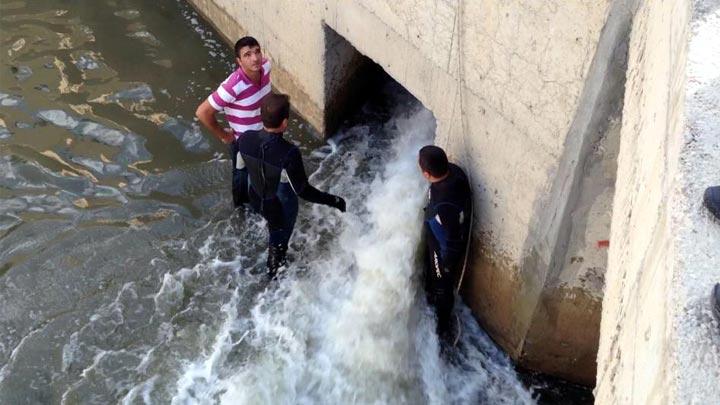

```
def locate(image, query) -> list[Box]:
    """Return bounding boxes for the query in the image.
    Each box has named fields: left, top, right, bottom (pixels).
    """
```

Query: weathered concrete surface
left=187, top=0, right=633, bottom=384
left=595, top=0, right=720, bottom=403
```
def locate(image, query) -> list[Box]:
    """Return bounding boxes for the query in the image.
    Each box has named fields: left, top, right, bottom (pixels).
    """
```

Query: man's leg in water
left=265, top=184, right=299, bottom=279
left=230, top=138, right=249, bottom=208
left=247, top=195, right=284, bottom=278
left=277, top=183, right=299, bottom=244
left=424, top=246, right=455, bottom=339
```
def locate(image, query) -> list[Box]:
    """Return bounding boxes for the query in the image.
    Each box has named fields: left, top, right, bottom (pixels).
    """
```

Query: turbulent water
left=1, top=1, right=535, bottom=404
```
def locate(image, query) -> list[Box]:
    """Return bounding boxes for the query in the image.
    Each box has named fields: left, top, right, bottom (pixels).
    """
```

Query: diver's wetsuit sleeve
left=435, top=204, right=465, bottom=270
left=284, top=147, right=339, bottom=206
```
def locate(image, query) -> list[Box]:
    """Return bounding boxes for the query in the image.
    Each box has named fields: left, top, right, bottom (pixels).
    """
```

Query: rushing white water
left=162, top=107, right=534, bottom=405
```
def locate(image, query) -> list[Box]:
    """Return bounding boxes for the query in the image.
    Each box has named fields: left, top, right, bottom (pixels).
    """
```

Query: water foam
left=167, top=107, right=534, bottom=404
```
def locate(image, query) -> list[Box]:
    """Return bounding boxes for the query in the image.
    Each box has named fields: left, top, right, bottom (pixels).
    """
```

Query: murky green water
left=0, top=0, right=323, bottom=402
left=0, top=0, right=321, bottom=277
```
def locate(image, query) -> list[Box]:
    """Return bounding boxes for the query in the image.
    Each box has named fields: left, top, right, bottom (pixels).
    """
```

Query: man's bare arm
left=196, top=100, right=234, bottom=144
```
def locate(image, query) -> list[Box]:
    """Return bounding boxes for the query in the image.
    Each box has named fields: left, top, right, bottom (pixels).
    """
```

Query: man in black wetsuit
left=419, top=145, right=472, bottom=341
left=236, top=93, right=346, bottom=279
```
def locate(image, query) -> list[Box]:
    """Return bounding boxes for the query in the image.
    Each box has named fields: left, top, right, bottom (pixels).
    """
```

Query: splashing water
left=164, top=107, right=534, bottom=405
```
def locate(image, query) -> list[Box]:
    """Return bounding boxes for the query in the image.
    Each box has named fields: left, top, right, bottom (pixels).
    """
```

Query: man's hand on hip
left=195, top=99, right=235, bottom=144
left=221, top=127, right=235, bottom=144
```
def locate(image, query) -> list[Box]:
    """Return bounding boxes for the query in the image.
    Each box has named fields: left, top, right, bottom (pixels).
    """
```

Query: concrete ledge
left=595, top=0, right=720, bottom=402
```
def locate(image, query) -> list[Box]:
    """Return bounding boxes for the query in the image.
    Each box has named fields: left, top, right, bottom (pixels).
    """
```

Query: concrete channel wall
left=187, top=0, right=719, bottom=391
left=187, top=0, right=625, bottom=385
left=595, top=0, right=720, bottom=403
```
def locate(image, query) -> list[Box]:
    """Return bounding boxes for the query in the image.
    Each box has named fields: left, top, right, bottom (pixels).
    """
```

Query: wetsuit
left=423, top=163, right=472, bottom=337
left=236, top=129, right=345, bottom=277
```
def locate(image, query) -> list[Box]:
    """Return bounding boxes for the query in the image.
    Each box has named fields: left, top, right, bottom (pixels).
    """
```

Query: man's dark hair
left=261, top=93, right=290, bottom=128
left=235, top=36, right=260, bottom=57
left=419, top=145, right=449, bottom=177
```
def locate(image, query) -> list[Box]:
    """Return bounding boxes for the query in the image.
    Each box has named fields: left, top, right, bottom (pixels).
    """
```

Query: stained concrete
left=595, top=0, right=720, bottom=402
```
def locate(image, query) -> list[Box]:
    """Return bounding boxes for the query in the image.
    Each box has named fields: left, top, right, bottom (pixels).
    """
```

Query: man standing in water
left=237, top=93, right=346, bottom=279
left=196, top=36, right=271, bottom=208
left=418, top=145, right=472, bottom=343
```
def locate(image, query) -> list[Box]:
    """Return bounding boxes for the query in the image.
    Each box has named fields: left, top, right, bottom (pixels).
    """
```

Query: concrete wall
left=595, top=0, right=720, bottom=403
left=187, top=0, right=633, bottom=384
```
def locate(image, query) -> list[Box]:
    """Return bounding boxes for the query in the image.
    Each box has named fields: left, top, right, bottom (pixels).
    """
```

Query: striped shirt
left=207, top=58, right=271, bottom=136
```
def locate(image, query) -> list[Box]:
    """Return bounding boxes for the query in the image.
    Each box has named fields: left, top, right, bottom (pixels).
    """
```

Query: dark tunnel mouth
left=322, top=24, right=435, bottom=137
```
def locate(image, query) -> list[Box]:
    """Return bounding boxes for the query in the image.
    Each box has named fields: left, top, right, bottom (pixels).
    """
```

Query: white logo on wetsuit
left=433, top=251, right=442, bottom=279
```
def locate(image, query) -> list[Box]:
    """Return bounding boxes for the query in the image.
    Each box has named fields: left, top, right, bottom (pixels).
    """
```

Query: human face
left=236, top=45, right=263, bottom=73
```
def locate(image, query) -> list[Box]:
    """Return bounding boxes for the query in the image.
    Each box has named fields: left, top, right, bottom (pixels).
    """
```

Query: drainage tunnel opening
left=322, top=25, right=433, bottom=137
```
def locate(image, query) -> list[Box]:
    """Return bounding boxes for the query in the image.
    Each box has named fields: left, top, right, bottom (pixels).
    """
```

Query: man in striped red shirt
left=196, top=36, right=272, bottom=208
